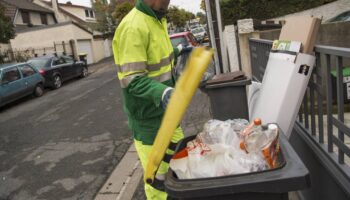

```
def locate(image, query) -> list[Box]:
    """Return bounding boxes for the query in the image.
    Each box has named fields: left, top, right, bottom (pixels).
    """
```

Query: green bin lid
left=331, top=67, right=350, bottom=77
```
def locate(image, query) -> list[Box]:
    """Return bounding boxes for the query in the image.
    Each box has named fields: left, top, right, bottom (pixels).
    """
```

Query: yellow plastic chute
left=144, top=47, right=214, bottom=184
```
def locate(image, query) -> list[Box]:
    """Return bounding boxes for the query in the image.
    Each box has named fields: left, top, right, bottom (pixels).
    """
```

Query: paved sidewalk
left=94, top=145, right=143, bottom=200
left=94, top=89, right=212, bottom=200
left=89, top=57, right=114, bottom=74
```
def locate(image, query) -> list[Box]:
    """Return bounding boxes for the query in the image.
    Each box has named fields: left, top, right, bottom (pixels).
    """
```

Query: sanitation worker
left=112, top=0, right=184, bottom=199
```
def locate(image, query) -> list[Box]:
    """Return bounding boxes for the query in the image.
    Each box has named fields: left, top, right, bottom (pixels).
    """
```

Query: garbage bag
left=170, top=119, right=267, bottom=179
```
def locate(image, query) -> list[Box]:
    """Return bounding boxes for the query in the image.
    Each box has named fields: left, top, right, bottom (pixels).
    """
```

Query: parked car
left=190, top=26, right=208, bottom=42
left=28, top=55, right=88, bottom=89
left=170, top=32, right=199, bottom=48
left=0, top=63, right=45, bottom=107
left=327, top=10, right=350, bottom=23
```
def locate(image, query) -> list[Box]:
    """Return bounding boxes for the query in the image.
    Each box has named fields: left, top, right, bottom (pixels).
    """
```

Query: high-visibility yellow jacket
left=112, top=0, right=179, bottom=145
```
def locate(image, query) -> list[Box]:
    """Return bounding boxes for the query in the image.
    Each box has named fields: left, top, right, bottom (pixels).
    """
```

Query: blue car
left=0, top=63, right=45, bottom=107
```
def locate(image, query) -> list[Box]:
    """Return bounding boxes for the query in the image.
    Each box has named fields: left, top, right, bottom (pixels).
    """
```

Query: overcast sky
left=58, top=0, right=202, bottom=14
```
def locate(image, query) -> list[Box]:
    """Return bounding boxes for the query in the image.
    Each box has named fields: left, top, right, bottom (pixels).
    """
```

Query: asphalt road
left=0, top=59, right=133, bottom=200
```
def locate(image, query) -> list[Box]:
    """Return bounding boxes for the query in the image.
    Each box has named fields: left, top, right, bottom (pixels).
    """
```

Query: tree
left=219, top=0, right=336, bottom=25
left=200, top=0, right=206, bottom=12
left=113, top=2, right=133, bottom=25
left=196, top=12, right=206, bottom=25
left=0, top=3, right=15, bottom=43
left=93, top=0, right=113, bottom=34
left=166, top=6, right=195, bottom=28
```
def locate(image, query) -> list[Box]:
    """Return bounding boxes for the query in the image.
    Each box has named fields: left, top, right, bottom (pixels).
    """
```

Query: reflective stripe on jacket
left=112, top=0, right=177, bottom=145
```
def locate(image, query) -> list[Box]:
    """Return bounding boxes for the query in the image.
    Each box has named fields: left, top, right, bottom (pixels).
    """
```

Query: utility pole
left=205, top=0, right=220, bottom=75
left=215, top=0, right=229, bottom=73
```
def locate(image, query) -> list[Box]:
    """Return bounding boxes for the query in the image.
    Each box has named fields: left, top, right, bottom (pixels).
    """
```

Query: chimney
left=52, top=0, right=63, bottom=22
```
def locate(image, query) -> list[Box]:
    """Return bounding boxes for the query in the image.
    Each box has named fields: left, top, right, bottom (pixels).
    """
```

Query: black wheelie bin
left=164, top=131, right=310, bottom=200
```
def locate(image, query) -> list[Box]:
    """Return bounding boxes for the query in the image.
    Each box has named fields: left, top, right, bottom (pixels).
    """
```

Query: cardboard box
left=279, top=16, right=321, bottom=54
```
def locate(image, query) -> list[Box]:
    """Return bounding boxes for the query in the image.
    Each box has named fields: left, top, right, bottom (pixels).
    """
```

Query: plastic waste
left=197, top=119, right=248, bottom=146
left=240, top=119, right=279, bottom=153
left=261, top=124, right=280, bottom=168
left=170, top=119, right=268, bottom=179
left=240, top=119, right=266, bottom=153
left=240, top=119, right=280, bottom=168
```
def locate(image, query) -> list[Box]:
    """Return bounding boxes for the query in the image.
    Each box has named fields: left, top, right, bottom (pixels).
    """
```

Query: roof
left=59, top=2, right=92, bottom=9
left=15, top=21, right=93, bottom=35
left=40, top=0, right=92, bottom=25
left=58, top=6, right=86, bottom=24
left=169, top=32, right=190, bottom=38
left=42, top=0, right=92, bottom=9
left=0, top=0, right=17, bottom=22
left=0, top=0, right=53, bottom=13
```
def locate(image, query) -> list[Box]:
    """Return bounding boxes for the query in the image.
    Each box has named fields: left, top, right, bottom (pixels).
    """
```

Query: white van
left=190, top=27, right=207, bottom=42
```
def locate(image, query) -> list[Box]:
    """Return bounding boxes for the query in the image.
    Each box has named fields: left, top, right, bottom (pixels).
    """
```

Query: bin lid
left=331, top=67, right=350, bottom=77
left=205, top=78, right=251, bottom=89
left=206, top=71, right=245, bottom=85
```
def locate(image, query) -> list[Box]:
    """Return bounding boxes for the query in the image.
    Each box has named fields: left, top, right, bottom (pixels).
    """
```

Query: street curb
left=95, top=144, right=143, bottom=200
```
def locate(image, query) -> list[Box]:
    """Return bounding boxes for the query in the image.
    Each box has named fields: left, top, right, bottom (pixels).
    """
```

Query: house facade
left=59, top=1, right=96, bottom=23
left=0, top=0, right=112, bottom=64
left=33, top=0, right=97, bottom=30
left=0, top=0, right=57, bottom=31
left=10, top=21, right=107, bottom=64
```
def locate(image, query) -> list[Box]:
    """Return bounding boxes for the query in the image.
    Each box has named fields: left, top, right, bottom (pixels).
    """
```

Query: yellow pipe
left=144, top=47, right=214, bottom=184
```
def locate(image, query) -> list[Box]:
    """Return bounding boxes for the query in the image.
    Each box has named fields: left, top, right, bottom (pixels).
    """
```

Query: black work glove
left=161, top=87, right=173, bottom=110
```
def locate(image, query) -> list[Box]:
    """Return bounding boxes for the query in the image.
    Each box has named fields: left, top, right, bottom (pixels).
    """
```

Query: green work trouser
left=134, top=127, right=184, bottom=200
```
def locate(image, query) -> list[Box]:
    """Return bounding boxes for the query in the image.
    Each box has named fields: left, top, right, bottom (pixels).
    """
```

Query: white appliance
left=251, top=51, right=315, bottom=138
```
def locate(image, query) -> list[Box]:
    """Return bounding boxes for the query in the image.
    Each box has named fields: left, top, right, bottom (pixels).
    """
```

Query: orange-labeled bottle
left=240, top=118, right=263, bottom=152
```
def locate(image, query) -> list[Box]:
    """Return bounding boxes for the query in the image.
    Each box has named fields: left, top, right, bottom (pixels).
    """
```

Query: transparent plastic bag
left=170, top=140, right=267, bottom=179
left=170, top=119, right=268, bottom=179
left=196, top=119, right=248, bottom=146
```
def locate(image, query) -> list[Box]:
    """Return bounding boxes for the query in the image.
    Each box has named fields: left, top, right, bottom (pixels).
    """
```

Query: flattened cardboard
left=279, top=16, right=321, bottom=54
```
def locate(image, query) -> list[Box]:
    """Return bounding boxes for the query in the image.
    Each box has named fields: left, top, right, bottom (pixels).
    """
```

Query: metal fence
left=0, top=41, right=74, bottom=64
left=249, top=38, right=350, bottom=173
left=249, top=38, right=272, bottom=82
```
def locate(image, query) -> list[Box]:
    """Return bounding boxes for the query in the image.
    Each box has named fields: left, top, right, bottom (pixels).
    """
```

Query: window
left=63, top=56, right=74, bottom=64
left=21, top=11, right=30, bottom=24
left=85, top=9, right=89, bottom=17
left=89, top=10, right=94, bottom=18
left=28, top=59, right=49, bottom=70
left=170, top=36, right=189, bottom=47
left=52, top=57, right=66, bottom=66
left=20, top=65, right=36, bottom=77
left=2, top=68, right=21, bottom=84
left=85, top=9, right=94, bottom=18
left=40, top=13, right=48, bottom=25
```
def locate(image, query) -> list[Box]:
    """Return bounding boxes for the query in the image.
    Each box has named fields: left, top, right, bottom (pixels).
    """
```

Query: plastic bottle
left=263, top=124, right=278, bottom=148
left=261, top=124, right=280, bottom=168
left=240, top=118, right=265, bottom=152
